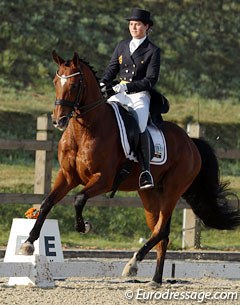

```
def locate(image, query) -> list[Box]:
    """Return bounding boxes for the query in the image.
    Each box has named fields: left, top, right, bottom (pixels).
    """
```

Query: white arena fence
left=0, top=254, right=240, bottom=288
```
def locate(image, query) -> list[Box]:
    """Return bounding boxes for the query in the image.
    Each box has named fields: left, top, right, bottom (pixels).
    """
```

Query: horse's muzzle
left=51, top=115, right=69, bottom=131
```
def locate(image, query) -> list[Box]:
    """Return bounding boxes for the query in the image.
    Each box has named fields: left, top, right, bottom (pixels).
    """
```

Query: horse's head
left=51, top=50, right=85, bottom=130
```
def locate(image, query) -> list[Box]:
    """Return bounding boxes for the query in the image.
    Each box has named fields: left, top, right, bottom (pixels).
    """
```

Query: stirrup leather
left=139, top=170, right=154, bottom=189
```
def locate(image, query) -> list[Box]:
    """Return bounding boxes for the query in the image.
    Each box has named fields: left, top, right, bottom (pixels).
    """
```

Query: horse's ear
left=52, top=50, right=65, bottom=65
left=72, top=52, right=80, bottom=68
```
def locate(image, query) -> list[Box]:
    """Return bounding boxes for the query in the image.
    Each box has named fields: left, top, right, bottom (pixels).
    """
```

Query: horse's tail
left=182, top=138, right=240, bottom=230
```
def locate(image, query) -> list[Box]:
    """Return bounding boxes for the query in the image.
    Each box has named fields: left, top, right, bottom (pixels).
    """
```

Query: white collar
left=129, top=36, right=147, bottom=54
left=131, top=36, right=147, bottom=46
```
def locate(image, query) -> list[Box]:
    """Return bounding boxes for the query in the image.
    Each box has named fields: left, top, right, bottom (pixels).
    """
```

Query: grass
left=0, top=86, right=240, bottom=251
left=0, top=222, right=144, bottom=250
left=200, top=228, right=240, bottom=251
left=0, top=86, right=54, bottom=115
left=60, top=233, right=140, bottom=250
left=0, top=163, right=35, bottom=193
left=1, top=204, right=239, bottom=251
left=163, top=93, right=240, bottom=124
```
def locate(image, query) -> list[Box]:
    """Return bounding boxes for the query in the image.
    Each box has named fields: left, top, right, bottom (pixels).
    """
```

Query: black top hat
left=126, top=8, right=153, bottom=26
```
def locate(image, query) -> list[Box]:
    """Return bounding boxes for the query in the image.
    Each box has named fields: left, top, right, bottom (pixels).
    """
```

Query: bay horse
left=19, top=51, right=240, bottom=286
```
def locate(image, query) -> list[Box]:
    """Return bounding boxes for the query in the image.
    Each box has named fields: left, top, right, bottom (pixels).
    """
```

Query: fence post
left=34, top=114, right=54, bottom=204
left=182, top=122, right=204, bottom=249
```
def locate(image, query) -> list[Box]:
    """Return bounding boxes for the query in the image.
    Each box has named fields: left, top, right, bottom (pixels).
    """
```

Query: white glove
left=100, top=82, right=106, bottom=93
left=112, top=83, right=127, bottom=93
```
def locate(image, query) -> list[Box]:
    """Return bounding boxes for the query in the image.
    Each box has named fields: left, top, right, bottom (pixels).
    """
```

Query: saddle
left=104, top=81, right=170, bottom=125
left=149, top=89, right=170, bottom=126
left=108, top=101, right=167, bottom=198
left=114, top=87, right=170, bottom=156
left=116, top=103, right=155, bottom=160
left=116, top=104, right=140, bottom=157
left=106, top=88, right=169, bottom=198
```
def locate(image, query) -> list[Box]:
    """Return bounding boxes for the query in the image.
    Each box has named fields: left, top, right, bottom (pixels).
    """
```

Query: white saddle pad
left=108, top=101, right=167, bottom=165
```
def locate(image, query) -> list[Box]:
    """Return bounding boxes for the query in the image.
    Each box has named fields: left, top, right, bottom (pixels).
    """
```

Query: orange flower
left=25, top=208, right=40, bottom=219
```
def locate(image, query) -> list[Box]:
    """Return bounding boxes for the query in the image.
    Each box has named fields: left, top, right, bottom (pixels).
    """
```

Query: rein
left=68, top=97, right=107, bottom=118
left=55, top=69, right=106, bottom=118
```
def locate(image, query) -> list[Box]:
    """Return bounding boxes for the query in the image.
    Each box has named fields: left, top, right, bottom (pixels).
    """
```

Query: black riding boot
left=138, top=130, right=154, bottom=189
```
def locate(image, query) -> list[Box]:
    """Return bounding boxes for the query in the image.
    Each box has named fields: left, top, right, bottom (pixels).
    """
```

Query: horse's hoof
left=18, top=242, right=35, bottom=255
left=122, top=253, right=138, bottom=277
left=122, top=265, right=138, bottom=277
left=147, top=280, right=161, bottom=288
left=84, top=221, right=92, bottom=234
left=75, top=220, right=92, bottom=234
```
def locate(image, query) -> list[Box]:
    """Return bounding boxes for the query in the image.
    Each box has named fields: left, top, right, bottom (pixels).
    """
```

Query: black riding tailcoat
left=101, top=37, right=161, bottom=94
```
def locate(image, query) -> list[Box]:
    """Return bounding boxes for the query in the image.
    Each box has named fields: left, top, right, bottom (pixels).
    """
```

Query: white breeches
left=108, top=91, right=150, bottom=132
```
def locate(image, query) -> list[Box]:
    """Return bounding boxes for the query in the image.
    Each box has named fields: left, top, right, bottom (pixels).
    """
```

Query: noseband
left=55, top=69, right=106, bottom=118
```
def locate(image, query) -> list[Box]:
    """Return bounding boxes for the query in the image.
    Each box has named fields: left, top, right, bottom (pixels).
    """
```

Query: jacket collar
left=130, top=37, right=150, bottom=59
left=130, top=36, right=147, bottom=53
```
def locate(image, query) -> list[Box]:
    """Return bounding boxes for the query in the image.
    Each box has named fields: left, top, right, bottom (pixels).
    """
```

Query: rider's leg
left=137, top=130, right=154, bottom=189
left=129, top=92, right=154, bottom=189
left=108, top=90, right=154, bottom=189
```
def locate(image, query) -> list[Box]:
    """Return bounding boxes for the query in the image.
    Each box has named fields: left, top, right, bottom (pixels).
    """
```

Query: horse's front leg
left=74, top=194, right=89, bottom=233
left=18, top=195, right=56, bottom=255
left=74, top=172, right=112, bottom=233
left=19, top=169, right=78, bottom=255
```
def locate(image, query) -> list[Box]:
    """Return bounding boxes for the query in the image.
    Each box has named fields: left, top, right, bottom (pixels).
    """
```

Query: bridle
left=55, top=68, right=106, bottom=118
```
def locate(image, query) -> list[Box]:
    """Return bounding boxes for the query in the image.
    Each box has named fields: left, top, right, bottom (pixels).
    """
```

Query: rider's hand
left=112, top=83, right=127, bottom=93
left=100, top=82, right=115, bottom=98
left=100, top=82, right=107, bottom=93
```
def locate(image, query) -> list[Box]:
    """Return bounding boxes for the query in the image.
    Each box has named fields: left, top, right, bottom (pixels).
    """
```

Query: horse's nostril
left=59, top=116, right=68, bottom=126
left=55, top=116, right=69, bottom=130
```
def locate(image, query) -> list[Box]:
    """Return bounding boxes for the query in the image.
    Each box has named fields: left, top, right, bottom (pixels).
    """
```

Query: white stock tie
left=129, top=36, right=147, bottom=55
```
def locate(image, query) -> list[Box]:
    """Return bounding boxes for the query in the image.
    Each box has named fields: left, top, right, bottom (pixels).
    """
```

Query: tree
left=0, top=0, right=239, bottom=99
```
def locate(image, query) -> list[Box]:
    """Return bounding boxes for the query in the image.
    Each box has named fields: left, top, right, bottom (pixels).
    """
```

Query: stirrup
left=139, top=170, right=154, bottom=190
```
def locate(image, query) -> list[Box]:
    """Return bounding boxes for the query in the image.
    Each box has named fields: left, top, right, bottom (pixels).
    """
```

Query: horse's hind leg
left=122, top=187, right=178, bottom=285
left=123, top=159, right=198, bottom=285
left=152, top=217, right=171, bottom=285
left=19, top=170, right=78, bottom=255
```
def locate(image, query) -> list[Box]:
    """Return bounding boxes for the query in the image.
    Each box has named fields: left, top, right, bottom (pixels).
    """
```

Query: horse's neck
left=79, top=76, right=106, bottom=123
left=71, top=71, right=114, bottom=136
left=65, top=105, right=111, bottom=151
left=73, top=99, right=114, bottom=137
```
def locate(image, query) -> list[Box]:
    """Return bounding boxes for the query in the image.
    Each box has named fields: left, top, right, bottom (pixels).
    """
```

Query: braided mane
left=80, top=58, right=100, bottom=84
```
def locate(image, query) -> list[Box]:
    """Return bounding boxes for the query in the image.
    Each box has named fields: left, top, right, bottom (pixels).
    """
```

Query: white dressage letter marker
left=4, top=218, right=64, bottom=285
